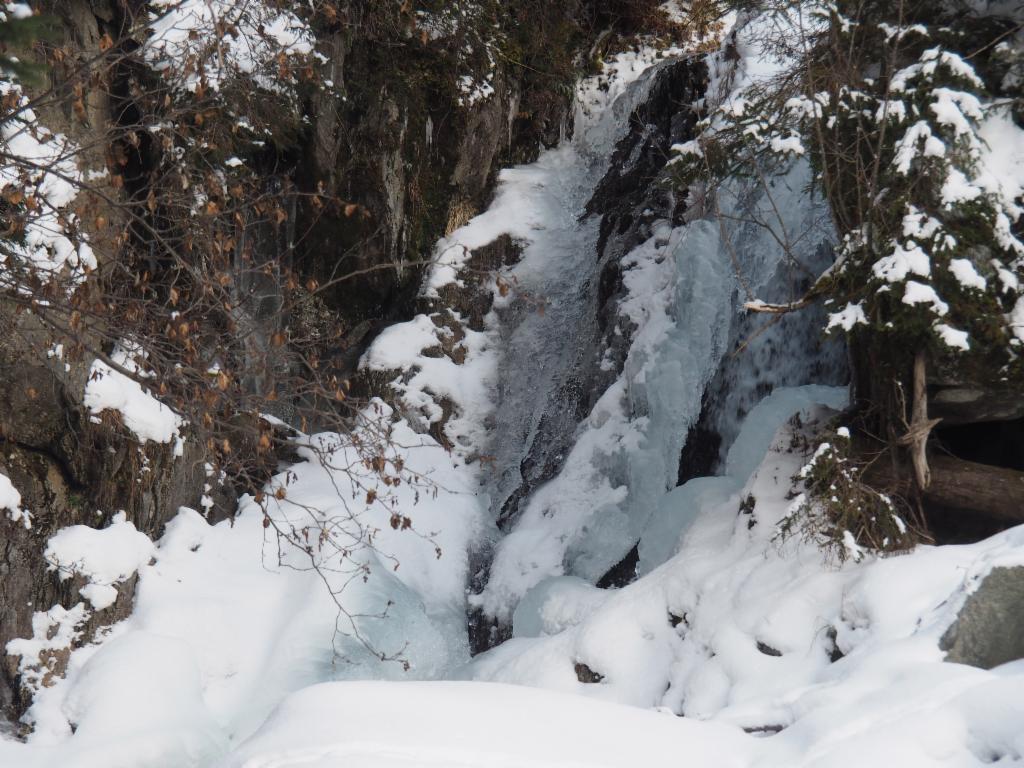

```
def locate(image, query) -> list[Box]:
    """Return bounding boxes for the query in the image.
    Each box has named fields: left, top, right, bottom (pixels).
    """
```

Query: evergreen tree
left=0, top=5, right=54, bottom=86
left=672, top=0, right=1024, bottom=545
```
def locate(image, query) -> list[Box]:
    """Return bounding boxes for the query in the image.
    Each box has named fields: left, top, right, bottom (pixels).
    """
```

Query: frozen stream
left=6, top=25, right=1024, bottom=768
left=435, top=48, right=845, bottom=624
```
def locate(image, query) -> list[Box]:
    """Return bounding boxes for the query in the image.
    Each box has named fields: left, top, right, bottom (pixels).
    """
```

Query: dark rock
left=495, top=374, right=593, bottom=530
left=941, top=566, right=1024, bottom=669
left=738, top=494, right=758, bottom=530
left=427, top=236, right=525, bottom=332
left=586, top=58, right=707, bottom=222
left=468, top=607, right=513, bottom=658
left=588, top=58, right=707, bottom=395
left=930, top=385, right=1024, bottom=425
left=934, top=418, right=1024, bottom=472
left=596, top=543, right=639, bottom=588
left=743, top=724, right=786, bottom=736
left=756, top=641, right=783, bottom=657
left=574, top=662, right=605, bottom=683
left=825, top=626, right=844, bottom=663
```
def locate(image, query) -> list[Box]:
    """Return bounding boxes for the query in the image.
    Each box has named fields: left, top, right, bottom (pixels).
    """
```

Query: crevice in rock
left=596, top=543, right=639, bottom=588
left=1, top=436, right=89, bottom=497
left=933, top=417, right=1024, bottom=472
left=677, top=388, right=723, bottom=484
left=756, top=641, right=783, bottom=657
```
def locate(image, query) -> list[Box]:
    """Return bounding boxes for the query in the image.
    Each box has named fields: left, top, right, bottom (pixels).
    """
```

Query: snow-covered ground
left=10, top=390, right=1021, bottom=768
left=3, top=14, right=1024, bottom=768
left=223, top=399, right=1024, bottom=766
left=218, top=681, right=749, bottom=768
left=464, top=393, right=1024, bottom=766
left=2, top=407, right=486, bottom=767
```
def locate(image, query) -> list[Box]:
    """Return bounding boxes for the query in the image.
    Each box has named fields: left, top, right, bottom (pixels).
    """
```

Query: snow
left=1, top=3, right=32, bottom=22
left=872, top=240, right=931, bottom=283
left=902, top=280, right=950, bottom=316
left=0, top=471, right=29, bottom=528
left=879, top=22, right=929, bottom=43
left=948, top=258, right=987, bottom=291
left=5, top=603, right=89, bottom=706
left=902, top=207, right=944, bottom=241
left=219, top=681, right=750, bottom=768
left=941, top=167, right=983, bottom=207
left=769, top=134, right=804, bottom=155
left=929, top=88, right=984, bottom=137
left=82, top=343, right=184, bottom=447
left=60, top=632, right=226, bottom=765
left=638, top=386, right=848, bottom=574
left=512, top=576, right=611, bottom=640
left=44, top=513, right=156, bottom=610
left=922, top=48, right=985, bottom=89
left=671, top=139, right=704, bottom=157
left=874, top=99, right=907, bottom=123
left=891, top=49, right=984, bottom=93
left=976, top=110, right=1024, bottom=255
left=893, top=122, right=946, bottom=174
left=1008, top=296, right=1024, bottom=344
left=10, top=404, right=486, bottom=766
left=361, top=313, right=497, bottom=454
left=464, top=407, right=1024, bottom=768
left=458, top=73, right=496, bottom=107
left=935, top=323, right=970, bottom=351
left=826, top=302, right=868, bottom=332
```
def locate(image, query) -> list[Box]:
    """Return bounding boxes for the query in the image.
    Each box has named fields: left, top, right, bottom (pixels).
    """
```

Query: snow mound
left=217, top=680, right=749, bottom=768
left=0, top=471, right=30, bottom=529
left=45, top=512, right=156, bottom=610
left=83, top=343, right=184, bottom=447
left=464, top=398, right=1024, bottom=767
left=14, top=404, right=486, bottom=766
left=361, top=312, right=497, bottom=455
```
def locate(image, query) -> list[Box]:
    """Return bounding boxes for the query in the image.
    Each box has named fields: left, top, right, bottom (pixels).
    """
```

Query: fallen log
left=865, top=453, right=1024, bottom=526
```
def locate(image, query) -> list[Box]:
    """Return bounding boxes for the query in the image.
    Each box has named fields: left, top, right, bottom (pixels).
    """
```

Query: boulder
left=941, top=566, right=1024, bottom=669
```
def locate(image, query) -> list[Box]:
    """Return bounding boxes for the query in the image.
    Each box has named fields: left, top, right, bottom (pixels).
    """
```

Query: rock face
left=941, top=567, right=1024, bottom=669
left=0, top=304, right=225, bottom=718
